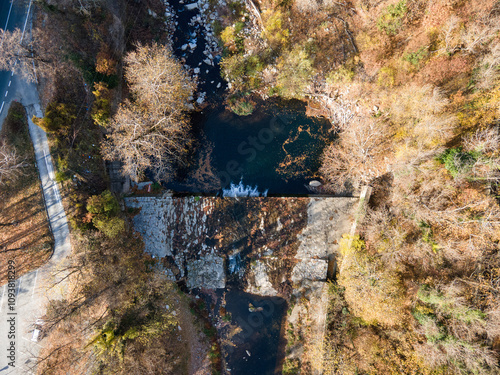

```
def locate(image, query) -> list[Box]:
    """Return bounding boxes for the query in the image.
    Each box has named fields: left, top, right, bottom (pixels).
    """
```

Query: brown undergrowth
left=315, top=0, right=500, bottom=372
left=0, top=103, right=52, bottom=284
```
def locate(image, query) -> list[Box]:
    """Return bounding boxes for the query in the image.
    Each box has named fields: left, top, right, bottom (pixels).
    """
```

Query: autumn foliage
left=103, top=43, right=196, bottom=182
left=318, top=0, right=500, bottom=374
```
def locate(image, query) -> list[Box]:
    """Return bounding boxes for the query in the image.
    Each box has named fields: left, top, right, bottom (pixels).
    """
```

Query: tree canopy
left=103, top=43, right=196, bottom=182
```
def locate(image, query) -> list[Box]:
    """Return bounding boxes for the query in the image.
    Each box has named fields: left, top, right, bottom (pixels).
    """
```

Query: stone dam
left=125, top=195, right=356, bottom=295
left=124, top=194, right=358, bottom=374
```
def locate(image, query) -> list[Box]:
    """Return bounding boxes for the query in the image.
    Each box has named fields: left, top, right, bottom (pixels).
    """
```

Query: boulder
left=186, top=254, right=226, bottom=289
left=185, top=2, right=198, bottom=10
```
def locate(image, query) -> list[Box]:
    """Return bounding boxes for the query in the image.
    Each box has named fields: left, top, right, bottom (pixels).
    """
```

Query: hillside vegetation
left=274, top=0, right=500, bottom=373
left=38, top=215, right=192, bottom=374
left=18, top=2, right=211, bottom=374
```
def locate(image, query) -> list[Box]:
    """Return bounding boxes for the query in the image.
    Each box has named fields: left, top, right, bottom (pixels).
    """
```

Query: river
left=162, top=1, right=333, bottom=372
left=162, top=0, right=334, bottom=196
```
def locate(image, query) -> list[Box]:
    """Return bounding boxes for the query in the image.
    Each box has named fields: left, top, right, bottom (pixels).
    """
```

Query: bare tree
left=440, top=16, right=462, bottom=55
left=464, top=127, right=500, bottom=154
left=40, top=0, right=103, bottom=15
left=460, top=17, right=500, bottom=55
left=439, top=10, right=500, bottom=57
left=0, top=141, right=25, bottom=184
left=320, top=112, right=390, bottom=192
left=123, top=43, right=196, bottom=118
left=0, top=28, right=51, bottom=82
left=75, top=0, right=102, bottom=15
left=476, top=42, right=500, bottom=90
left=461, top=127, right=500, bottom=181
left=313, top=91, right=356, bottom=130
left=103, top=43, right=196, bottom=182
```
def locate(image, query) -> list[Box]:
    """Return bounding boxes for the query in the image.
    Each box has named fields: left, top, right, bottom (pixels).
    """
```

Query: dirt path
left=178, top=297, right=212, bottom=375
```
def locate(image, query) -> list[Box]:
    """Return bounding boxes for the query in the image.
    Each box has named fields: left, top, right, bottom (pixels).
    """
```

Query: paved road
left=0, top=0, right=29, bottom=128
left=0, top=2, right=71, bottom=373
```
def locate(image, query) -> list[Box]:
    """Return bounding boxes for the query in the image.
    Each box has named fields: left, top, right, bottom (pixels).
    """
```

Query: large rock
left=309, top=180, right=322, bottom=187
left=187, top=254, right=226, bottom=289
left=185, top=2, right=198, bottom=10
left=246, top=260, right=278, bottom=296
left=125, top=197, right=175, bottom=258
left=291, top=259, right=328, bottom=284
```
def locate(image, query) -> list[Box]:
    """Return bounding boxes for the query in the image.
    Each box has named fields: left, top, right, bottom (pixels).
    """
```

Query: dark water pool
left=163, top=1, right=331, bottom=373
left=220, top=290, right=287, bottom=375
left=166, top=99, right=334, bottom=195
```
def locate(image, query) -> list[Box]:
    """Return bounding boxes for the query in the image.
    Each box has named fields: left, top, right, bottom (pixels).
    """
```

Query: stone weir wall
left=125, top=194, right=358, bottom=374
left=124, top=195, right=356, bottom=296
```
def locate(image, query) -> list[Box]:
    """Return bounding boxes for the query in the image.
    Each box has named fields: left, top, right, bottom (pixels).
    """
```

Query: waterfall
left=222, top=180, right=268, bottom=197
left=228, top=253, right=242, bottom=274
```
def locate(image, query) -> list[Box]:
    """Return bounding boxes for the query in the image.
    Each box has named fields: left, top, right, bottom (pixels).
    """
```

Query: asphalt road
left=0, top=0, right=28, bottom=128
left=0, top=1, right=72, bottom=373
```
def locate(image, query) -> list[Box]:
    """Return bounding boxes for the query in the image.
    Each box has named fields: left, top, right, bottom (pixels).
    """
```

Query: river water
left=163, top=0, right=333, bottom=372
left=163, top=0, right=334, bottom=195
left=220, top=290, right=287, bottom=375
left=166, top=99, right=334, bottom=195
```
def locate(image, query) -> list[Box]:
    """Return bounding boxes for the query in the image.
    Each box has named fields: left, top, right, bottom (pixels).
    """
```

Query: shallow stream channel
left=217, top=290, right=287, bottom=375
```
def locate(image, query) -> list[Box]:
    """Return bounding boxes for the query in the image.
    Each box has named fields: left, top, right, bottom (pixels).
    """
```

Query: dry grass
left=416, top=55, right=474, bottom=88
left=38, top=229, right=191, bottom=375
left=0, top=103, right=52, bottom=284
left=476, top=42, right=500, bottom=90
left=338, top=235, right=407, bottom=327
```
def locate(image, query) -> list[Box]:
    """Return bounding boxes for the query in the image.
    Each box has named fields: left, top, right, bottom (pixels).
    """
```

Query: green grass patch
left=437, top=147, right=480, bottom=178
left=403, top=47, right=428, bottom=67
left=377, top=0, right=407, bottom=35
